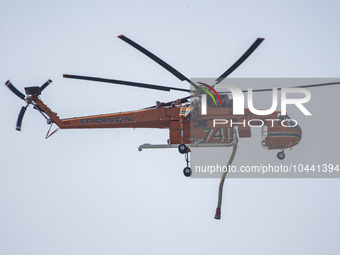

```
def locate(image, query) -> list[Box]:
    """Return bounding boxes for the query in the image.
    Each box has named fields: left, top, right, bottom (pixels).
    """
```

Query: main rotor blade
left=63, top=74, right=190, bottom=92
left=144, top=95, right=191, bottom=109
left=154, top=96, right=191, bottom=108
left=284, top=81, right=340, bottom=90
left=150, top=81, right=340, bottom=109
left=40, top=79, right=52, bottom=92
left=5, top=80, right=26, bottom=100
left=162, top=95, right=191, bottom=106
left=16, top=106, right=27, bottom=131
left=215, top=38, right=265, bottom=85
left=217, top=81, right=340, bottom=94
left=249, top=81, right=340, bottom=92
left=118, top=35, right=192, bottom=84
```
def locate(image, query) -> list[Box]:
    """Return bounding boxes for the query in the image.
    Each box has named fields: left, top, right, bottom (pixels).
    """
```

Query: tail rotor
left=5, top=79, right=52, bottom=131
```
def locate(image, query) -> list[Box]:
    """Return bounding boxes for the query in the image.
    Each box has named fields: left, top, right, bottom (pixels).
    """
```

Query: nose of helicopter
left=283, top=116, right=302, bottom=144
left=295, top=123, right=302, bottom=143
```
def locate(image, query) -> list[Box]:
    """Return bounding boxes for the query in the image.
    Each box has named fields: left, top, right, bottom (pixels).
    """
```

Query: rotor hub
left=25, top=86, right=41, bottom=96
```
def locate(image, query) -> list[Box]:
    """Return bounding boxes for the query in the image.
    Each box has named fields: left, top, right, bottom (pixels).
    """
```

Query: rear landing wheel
left=277, top=151, right=285, bottom=160
left=183, top=167, right=192, bottom=177
left=178, top=144, right=187, bottom=154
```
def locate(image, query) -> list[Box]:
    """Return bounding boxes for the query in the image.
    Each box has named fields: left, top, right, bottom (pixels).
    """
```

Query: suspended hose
left=214, top=141, right=238, bottom=220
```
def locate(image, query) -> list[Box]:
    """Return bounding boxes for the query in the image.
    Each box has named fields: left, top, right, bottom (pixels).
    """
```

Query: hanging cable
left=215, top=140, right=238, bottom=220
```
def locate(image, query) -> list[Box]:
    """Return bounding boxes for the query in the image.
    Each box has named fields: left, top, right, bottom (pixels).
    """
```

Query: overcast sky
left=1, top=0, right=340, bottom=254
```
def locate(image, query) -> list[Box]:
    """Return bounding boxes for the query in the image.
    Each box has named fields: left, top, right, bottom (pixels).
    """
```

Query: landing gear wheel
left=183, top=167, right=192, bottom=177
left=277, top=151, right=285, bottom=160
left=178, top=144, right=187, bottom=154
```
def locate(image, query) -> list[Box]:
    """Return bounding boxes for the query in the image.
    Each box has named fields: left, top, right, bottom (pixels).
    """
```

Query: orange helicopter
left=5, top=35, right=339, bottom=179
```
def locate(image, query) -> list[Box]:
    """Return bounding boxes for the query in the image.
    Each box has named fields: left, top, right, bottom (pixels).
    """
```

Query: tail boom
left=32, top=96, right=180, bottom=130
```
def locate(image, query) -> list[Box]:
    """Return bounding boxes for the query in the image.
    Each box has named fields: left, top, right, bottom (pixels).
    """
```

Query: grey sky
left=1, top=0, right=340, bottom=254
